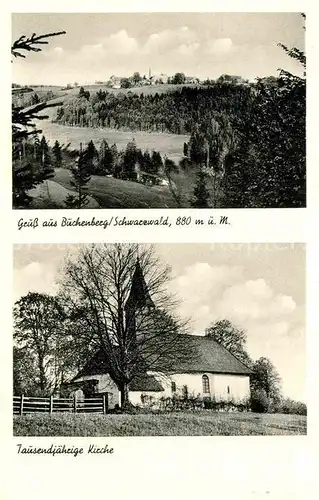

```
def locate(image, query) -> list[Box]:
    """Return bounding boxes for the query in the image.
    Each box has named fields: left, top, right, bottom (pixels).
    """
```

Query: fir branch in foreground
left=11, top=31, right=66, bottom=59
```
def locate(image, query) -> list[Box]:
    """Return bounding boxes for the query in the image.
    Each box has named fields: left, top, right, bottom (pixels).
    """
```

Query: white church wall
left=211, top=374, right=250, bottom=402
left=170, top=373, right=207, bottom=398
left=129, top=391, right=163, bottom=406
left=144, top=372, right=250, bottom=402
left=74, top=371, right=250, bottom=408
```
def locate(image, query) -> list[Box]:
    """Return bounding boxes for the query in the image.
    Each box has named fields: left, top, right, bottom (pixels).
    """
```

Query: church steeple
left=125, top=258, right=155, bottom=312
left=124, top=258, right=155, bottom=347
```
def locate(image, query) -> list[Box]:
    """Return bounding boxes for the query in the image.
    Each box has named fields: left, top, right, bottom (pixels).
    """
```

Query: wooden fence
left=13, top=394, right=108, bottom=416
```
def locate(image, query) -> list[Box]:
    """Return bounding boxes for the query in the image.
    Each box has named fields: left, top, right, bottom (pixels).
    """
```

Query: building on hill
left=150, top=73, right=169, bottom=84
left=134, top=164, right=169, bottom=187
left=108, top=75, right=122, bottom=89
left=63, top=260, right=252, bottom=408
left=185, top=76, right=200, bottom=84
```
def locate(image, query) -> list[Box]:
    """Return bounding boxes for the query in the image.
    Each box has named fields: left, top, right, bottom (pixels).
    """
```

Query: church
left=67, top=259, right=252, bottom=409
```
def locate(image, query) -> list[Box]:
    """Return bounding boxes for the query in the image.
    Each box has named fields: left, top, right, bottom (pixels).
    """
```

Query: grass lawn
left=39, top=101, right=188, bottom=164
left=13, top=411, right=306, bottom=437
left=40, top=121, right=188, bottom=165
left=27, top=179, right=100, bottom=209
left=53, top=168, right=178, bottom=208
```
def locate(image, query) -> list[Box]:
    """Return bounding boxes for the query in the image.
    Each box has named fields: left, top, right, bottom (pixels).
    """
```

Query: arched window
left=202, top=375, right=210, bottom=394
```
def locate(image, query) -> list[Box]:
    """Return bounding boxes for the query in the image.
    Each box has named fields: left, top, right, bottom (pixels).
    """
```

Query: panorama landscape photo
left=12, top=13, right=305, bottom=209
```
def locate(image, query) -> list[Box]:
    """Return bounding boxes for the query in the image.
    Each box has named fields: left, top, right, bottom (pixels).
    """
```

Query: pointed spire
left=125, top=258, right=155, bottom=311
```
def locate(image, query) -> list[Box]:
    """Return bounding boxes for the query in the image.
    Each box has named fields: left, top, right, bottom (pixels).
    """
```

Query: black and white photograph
left=13, top=243, right=306, bottom=436
left=12, top=12, right=305, bottom=209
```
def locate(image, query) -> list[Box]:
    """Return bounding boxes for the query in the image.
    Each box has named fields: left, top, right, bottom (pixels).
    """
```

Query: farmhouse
left=66, top=260, right=251, bottom=408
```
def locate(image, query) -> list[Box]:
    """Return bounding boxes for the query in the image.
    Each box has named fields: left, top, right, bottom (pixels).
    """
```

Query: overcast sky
left=13, top=243, right=306, bottom=402
left=12, top=13, right=305, bottom=85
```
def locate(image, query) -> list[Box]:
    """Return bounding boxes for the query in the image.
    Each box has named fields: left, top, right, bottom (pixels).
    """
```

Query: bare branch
left=58, top=244, right=193, bottom=405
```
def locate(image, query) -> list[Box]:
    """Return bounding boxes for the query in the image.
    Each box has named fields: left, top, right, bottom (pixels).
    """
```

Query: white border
left=2, top=3, right=318, bottom=500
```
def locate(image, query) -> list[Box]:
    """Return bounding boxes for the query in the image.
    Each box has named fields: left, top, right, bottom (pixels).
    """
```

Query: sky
left=13, top=243, right=306, bottom=402
left=11, top=13, right=305, bottom=85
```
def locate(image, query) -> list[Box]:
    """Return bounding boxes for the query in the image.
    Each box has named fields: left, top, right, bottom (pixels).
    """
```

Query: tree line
left=12, top=89, right=57, bottom=109
left=55, top=84, right=252, bottom=134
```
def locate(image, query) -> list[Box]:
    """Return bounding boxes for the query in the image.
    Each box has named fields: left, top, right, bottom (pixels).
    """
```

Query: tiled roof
left=73, top=349, right=163, bottom=392
left=73, top=334, right=251, bottom=392
left=157, top=334, right=252, bottom=375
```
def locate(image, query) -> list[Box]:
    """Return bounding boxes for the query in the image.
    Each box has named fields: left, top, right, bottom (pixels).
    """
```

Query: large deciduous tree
left=250, top=357, right=282, bottom=401
left=59, top=243, right=191, bottom=407
left=205, top=319, right=252, bottom=367
left=172, top=72, right=186, bottom=85
left=13, top=346, right=39, bottom=396
left=13, top=292, right=66, bottom=395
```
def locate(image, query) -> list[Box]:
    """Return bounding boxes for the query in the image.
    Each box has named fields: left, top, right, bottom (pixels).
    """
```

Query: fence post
left=20, top=394, right=24, bottom=416
left=103, top=394, right=108, bottom=414
left=49, top=395, right=53, bottom=414
left=73, top=395, right=77, bottom=413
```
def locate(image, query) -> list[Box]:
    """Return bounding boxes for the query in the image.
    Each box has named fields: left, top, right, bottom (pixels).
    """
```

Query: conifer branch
left=11, top=31, right=66, bottom=59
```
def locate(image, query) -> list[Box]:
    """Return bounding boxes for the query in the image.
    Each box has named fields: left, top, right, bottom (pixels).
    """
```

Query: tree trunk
left=119, top=381, right=130, bottom=409
left=38, top=356, right=46, bottom=394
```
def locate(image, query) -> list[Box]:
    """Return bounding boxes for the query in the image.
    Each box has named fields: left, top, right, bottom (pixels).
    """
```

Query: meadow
left=52, top=168, right=178, bottom=208
left=37, top=89, right=188, bottom=165
left=40, top=121, right=188, bottom=164
left=13, top=411, right=306, bottom=437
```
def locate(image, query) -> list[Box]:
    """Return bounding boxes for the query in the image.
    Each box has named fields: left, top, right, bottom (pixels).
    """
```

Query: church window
left=171, top=381, right=176, bottom=393
left=227, top=385, right=230, bottom=394
left=202, top=375, right=210, bottom=394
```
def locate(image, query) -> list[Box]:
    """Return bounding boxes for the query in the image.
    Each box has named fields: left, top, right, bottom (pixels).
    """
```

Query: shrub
left=250, top=389, right=270, bottom=413
left=204, top=397, right=249, bottom=412
left=137, top=393, right=250, bottom=413
left=279, top=398, right=307, bottom=415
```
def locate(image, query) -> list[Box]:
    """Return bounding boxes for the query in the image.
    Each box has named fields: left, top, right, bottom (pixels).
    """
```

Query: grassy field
left=52, top=168, right=177, bottom=208
left=13, top=412, right=306, bottom=436
left=27, top=84, right=199, bottom=208
left=36, top=84, right=191, bottom=161
left=27, top=85, right=193, bottom=208
left=40, top=121, right=188, bottom=164
left=27, top=179, right=100, bottom=209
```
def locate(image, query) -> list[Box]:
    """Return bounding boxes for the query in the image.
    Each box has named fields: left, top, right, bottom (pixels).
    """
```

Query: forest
left=52, top=74, right=306, bottom=208
left=12, top=23, right=306, bottom=209
left=54, top=84, right=253, bottom=134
